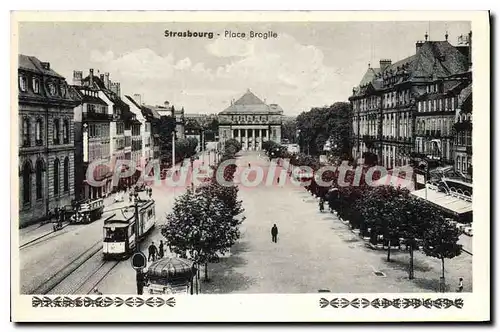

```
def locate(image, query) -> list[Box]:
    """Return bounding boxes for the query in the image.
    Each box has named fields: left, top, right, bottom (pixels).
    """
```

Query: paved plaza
left=201, top=152, right=472, bottom=294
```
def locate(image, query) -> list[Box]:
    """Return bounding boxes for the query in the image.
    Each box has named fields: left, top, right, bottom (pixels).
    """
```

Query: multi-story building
left=70, top=84, right=112, bottom=200
left=125, top=95, right=153, bottom=164
left=218, top=89, right=283, bottom=151
left=414, top=75, right=471, bottom=168
left=72, top=69, right=132, bottom=193
left=18, top=55, right=78, bottom=226
left=350, top=33, right=471, bottom=170
left=122, top=108, right=142, bottom=184
left=453, top=82, right=472, bottom=179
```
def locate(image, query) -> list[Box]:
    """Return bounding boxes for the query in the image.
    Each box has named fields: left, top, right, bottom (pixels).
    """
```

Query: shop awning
left=410, top=187, right=472, bottom=216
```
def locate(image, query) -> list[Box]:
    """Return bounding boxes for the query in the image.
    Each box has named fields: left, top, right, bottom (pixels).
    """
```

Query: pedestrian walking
left=319, top=199, right=325, bottom=212
left=457, top=277, right=464, bottom=292
left=271, top=224, right=278, bottom=243
left=158, top=240, right=165, bottom=259
left=148, top=241, right=158, bottom=262
left=129, top=191, right=133, bottom=203
left=148, top=187, right=153, bottom=198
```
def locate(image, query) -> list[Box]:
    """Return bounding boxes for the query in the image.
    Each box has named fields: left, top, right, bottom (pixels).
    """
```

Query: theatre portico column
left=245, top=128, right=249, bottom=150
left=252, top=128, right=256, bottom=150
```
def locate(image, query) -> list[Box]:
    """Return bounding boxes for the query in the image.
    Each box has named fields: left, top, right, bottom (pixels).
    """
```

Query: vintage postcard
left=11, top=11, right=490, bottom=322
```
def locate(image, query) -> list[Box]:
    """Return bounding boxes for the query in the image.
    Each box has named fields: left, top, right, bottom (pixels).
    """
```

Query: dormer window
left=19, top=76, right=27, bottom=92
left=48, top=82, right=56, bottom=96
left=33, top=78, right=40, bottom=94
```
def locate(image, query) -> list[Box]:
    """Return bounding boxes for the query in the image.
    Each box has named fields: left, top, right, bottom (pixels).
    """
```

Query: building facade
left=72, top=69, right=133, bottom=194
left=350, top=34, right=471, bottom=170
left=71, top=85, right=112, bottom=200
left=19, top=55, right=78, bottom=226
left=453, top=82, right=472, bottom=178
left=218, top=89, right=283, bottom=151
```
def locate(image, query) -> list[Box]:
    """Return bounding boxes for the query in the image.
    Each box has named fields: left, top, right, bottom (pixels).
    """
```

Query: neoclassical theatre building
left=218, top=90, right=283, bottom=151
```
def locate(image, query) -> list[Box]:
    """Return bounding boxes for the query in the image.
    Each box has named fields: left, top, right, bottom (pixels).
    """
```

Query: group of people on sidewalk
left=147, top=240, right=166, bottom=262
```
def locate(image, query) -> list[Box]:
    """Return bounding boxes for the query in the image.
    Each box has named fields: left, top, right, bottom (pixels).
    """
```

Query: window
left=35, top=119, right=43, bottom=145
left=451, top=97, right=455, bottom=110
left=36, top=159, right=43, bottom=200
left=53, top=119, right=60, bottom=145
left=63, top=119, right=69, bottom=143
left=19, top=76, right=27, bottom=92
left=466, top=131, right=472, bottom=146
left=64, top=157, right=69, bottom=192
left=53, top=158, right=60, bottom=196
left=22, top=118, right=30, bottom=147
left=33, top=78, right=40, bottom=94
left=22, top=161, right=31, bottom=204
left=445, top=98, right=448, bottom=110
left=456, top=156, right=461, bottom=172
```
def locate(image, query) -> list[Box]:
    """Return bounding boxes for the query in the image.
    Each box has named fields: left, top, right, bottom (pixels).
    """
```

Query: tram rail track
left=31, top=240, right=102, bottom=295
left=19, top=223, right=71, bottom=250
left=76, top=260, right=120, bottom=295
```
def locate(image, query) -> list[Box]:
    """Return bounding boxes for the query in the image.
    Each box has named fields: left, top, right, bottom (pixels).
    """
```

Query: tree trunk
left=387, top=239, right=391, bottom=262
left=441, top=257, right=445, bottom=292
left=204, top=262, right=209, bottom=281
left=409, top=243, right=414, bottom=280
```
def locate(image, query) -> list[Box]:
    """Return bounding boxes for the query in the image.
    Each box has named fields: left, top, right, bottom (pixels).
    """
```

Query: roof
left=18, top=54, right=64, bottom=78
left=220, top=90, right=284, bottom=114
left=234, top=90, right=266, bottom=105
left=411, top=187, right=472, bottom=216
left=351, top=41, right=469, bottom=97
left=147, top=256, right=195, bottom=282
left=458, top=83, right=472, bottom=110
left=72, top=86, right=108, bottom=106
left=359, top=67, right=381, bottom=86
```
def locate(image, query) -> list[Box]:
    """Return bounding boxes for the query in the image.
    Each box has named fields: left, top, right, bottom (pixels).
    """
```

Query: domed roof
left=147, top=256, right=195, bottom=283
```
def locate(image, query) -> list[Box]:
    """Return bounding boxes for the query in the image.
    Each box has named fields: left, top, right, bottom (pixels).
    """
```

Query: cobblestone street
left=202, top=152, right=472, bottom=293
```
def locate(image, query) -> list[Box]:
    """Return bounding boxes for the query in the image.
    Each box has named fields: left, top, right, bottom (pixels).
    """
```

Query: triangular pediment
left=234, top=89, right=266, bottom=105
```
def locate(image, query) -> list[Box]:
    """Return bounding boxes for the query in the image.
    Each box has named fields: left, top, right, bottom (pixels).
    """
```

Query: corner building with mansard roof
left=349, top=33, right=472, bottom=171
left=218, top=89, right=283, bottom=151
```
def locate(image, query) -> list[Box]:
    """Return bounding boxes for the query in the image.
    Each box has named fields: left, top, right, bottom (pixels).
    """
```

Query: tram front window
left=103, top=227, right=127, bottom=242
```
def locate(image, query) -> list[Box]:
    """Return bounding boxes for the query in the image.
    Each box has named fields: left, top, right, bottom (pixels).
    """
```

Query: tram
left=102, top=199, right=156, bottom=259
left=73, top=198, right=104, bottom=224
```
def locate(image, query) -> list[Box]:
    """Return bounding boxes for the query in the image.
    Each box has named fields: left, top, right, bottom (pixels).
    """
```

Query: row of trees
left=161, top=136, right=245, bottom=282
left=296, top=102, right=352, bottom=158
left=304, top=164, right=462, bottom=288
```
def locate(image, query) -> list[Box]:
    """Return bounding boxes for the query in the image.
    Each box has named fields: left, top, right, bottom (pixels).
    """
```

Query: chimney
left=41, top=62, right=50, bottom=70
left=133, top=93, right=142, bottom=106
left=89, top=69, right=94, bottom=86
left=104, top=72, right=110, bottom=89
left=72, top=70, right=83, bottom=86
left=416, top=41, right=425, bottom=52
left=379, top=59, right=392, bottom=72
left=110, top=82, right=121, bottom=97
left=100, top=73, right=104, bottom=83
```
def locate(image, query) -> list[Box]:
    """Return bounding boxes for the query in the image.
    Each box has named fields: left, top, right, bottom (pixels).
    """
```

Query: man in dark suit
left=271, top=224, right=278, bottom=243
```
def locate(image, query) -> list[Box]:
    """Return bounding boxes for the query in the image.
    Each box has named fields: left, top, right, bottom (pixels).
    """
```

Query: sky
left=19, top=21, right=470, bottom=116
